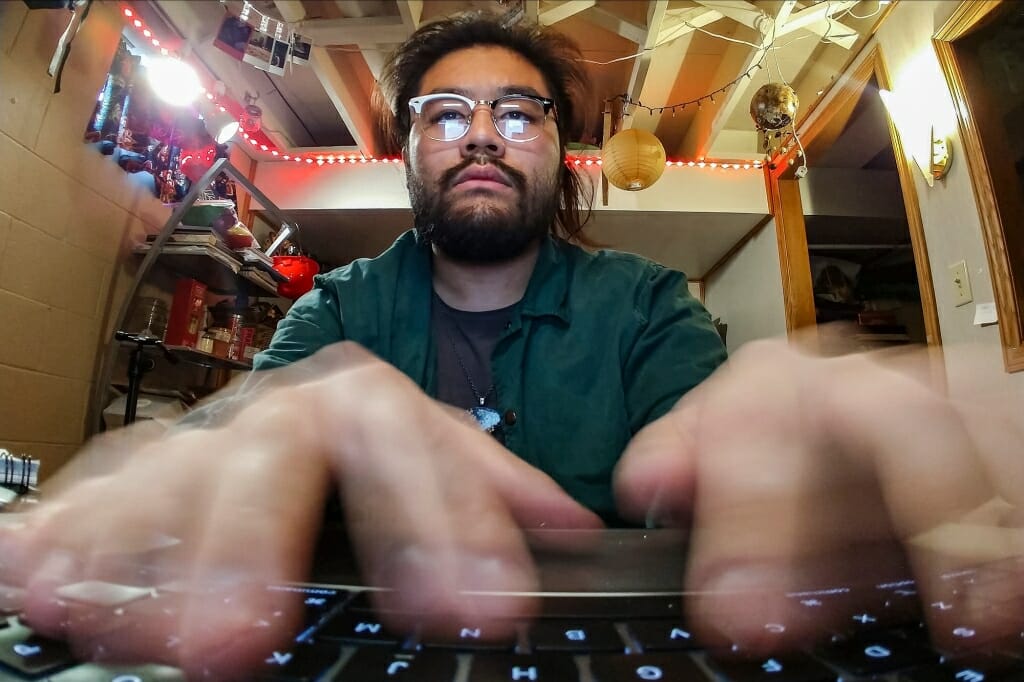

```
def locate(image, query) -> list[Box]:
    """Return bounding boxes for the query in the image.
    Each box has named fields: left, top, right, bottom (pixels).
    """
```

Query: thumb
left=614, top=397, right=701, bottom=528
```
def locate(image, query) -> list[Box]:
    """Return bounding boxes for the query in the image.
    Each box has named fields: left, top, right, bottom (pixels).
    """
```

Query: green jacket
left=255, top=230, right=726, bottom=521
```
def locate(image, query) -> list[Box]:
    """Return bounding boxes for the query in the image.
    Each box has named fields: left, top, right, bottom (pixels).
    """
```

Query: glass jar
left=206, top=327, right=232, bottom=359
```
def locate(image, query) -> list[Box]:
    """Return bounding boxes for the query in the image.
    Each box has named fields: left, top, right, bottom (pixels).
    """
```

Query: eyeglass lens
left=419, top=97, right=547, bottom=142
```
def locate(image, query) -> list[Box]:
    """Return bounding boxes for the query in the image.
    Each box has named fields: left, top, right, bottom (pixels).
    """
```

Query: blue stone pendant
left=469, top=406, right=502, bottom=433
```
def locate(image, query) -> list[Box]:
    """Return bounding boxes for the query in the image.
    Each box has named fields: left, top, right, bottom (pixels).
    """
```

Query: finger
left=613, top=393, right=701, bottom=527
left=305, top=365, right=550, bottom=637
left=677, top=343, right=908, bottom=651
left=14, top=431, right=219, bottom=650
left=173, top=401, right=333, bottom=679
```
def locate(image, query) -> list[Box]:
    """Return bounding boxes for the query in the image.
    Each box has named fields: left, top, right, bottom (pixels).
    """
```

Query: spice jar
left=206, top=327, right=232, bottom=359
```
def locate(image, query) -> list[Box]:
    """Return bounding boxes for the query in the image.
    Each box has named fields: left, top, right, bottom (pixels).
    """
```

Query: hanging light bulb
left=145, top=57, right=202, bottom=106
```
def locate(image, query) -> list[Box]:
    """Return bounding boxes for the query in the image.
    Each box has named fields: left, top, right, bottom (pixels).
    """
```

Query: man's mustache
left=441, top=156, right=527, bottom=193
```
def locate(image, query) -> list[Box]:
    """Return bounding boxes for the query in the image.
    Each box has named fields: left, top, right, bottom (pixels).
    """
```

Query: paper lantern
left=601, top=129, right=667, bottom=191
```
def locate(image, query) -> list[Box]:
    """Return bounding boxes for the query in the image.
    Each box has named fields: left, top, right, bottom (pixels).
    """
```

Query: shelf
left=164, top=345, right=252, bottom=371
left=133, top=243, right=282, bottom=296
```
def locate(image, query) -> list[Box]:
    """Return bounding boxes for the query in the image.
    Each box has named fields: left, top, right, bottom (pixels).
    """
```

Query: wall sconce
left=879, top=88, right=953, bottom=186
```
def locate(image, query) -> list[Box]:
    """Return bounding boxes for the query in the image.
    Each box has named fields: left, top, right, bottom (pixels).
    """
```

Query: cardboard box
left=164, top=279, right=207, bottom=347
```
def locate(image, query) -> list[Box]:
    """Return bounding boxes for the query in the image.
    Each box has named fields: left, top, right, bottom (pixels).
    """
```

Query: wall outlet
left=949, top=260, right=973, bottom=306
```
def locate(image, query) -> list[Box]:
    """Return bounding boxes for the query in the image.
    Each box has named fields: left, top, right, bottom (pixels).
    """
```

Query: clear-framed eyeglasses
left=408, top=92, right=556, bottom=143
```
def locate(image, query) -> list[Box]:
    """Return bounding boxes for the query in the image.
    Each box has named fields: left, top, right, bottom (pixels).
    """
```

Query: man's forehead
left=417, top=45, right=552, bottom=99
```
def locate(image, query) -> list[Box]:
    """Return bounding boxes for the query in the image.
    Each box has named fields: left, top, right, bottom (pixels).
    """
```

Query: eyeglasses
left=408, top=92, right=556, bottom=143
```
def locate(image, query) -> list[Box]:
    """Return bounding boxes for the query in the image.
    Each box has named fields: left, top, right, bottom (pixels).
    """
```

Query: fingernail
left=32, top=550, right=81, bottom=591
left=459, top=553, right=534, bottom=594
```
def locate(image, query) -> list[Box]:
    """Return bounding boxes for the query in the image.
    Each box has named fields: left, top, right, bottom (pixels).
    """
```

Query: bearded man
left=254, top=13, right=727, bottom=524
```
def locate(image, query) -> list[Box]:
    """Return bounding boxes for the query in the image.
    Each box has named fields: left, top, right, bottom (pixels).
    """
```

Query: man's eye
left=433, top=110, right=468, bottom=123
left=499, top=110, right=535, bottom=123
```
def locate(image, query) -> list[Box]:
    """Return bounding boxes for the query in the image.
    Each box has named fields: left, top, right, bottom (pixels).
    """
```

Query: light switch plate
left=949, top=260, right=973, bottom=306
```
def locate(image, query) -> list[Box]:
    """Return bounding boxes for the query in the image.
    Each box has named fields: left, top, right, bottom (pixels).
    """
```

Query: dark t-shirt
left=431, top=292, right=515, bottom=412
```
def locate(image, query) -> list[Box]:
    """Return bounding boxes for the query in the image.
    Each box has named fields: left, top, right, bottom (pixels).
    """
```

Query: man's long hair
left=374, top=12, right=595, bottom=245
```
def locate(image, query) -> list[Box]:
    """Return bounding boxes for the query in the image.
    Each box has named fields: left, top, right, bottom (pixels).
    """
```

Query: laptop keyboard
left=1, top=573, right=1023, bottom=681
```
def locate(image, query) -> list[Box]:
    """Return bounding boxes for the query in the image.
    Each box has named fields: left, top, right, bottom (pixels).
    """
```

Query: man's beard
left=409, top=156, right=560, bottom=263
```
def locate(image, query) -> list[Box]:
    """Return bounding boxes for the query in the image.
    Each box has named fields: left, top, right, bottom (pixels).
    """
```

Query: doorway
left=768, top=48, right=941, bottom=354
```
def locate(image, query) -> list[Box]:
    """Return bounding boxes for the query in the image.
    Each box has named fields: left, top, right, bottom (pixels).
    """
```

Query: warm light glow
left=271, top=150, right=279, bottom=156
left=123, top=7, right=133, bottom=17
left=133, top=19, right=142, bottom=28
left=879, top=84, right=952, bottom=186
left=143, top=29, right=151, bottom=38
left=145, top=57, right=201, bottom=106
left=151, top=38, right=160, bottom=47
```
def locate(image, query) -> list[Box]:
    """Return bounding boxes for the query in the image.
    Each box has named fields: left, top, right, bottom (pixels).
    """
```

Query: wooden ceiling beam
left=621, top=0, right=670, bottom=130
left=680, top=0, right=797, bottom=157
left=295, top=15, right=409, bottom=46
left=691, top=0, right=769, bottom=30
left=524, top=0, right=540, bottom=23
left=657, top=8, right=724, bottom=45
left=309, top=46, right=378, bottom=155
left=539, top=0, right=596, bottom=26
left=584, top=5, right=647, bottom=44
left=776, top=0, right=859, bottom=49
left=275, top=1, right=379, bottom=154
left=396, top=0, right=423, bottom=33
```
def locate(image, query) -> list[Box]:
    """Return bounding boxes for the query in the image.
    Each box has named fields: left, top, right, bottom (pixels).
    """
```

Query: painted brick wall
left=0, top=2, right=170, bottom=477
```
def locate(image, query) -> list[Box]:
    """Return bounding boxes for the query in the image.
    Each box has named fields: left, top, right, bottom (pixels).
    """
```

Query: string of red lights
left=119, top=5, right=764, bottom=172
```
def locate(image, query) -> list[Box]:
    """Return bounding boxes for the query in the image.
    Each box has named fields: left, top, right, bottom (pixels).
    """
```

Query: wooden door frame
left=934, top=0, right=1024, bottom=372
left=768, top=46, right=942, bottom=348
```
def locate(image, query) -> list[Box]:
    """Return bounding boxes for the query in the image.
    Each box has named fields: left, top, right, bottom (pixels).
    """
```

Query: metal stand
left=115, top=331, right=178, bottom=425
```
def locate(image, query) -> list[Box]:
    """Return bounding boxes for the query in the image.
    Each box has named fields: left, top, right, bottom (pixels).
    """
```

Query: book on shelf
left=241, top=267, right=281, bottom=293
left=239, top=247, right=273, bottom=268
left=134, top=242, right=242, bottom=273
left=146, top=232, right=225, bottom=247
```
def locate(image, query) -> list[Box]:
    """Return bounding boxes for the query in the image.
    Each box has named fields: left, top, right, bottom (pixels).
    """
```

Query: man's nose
left=461, top=106, right=505, bottom=156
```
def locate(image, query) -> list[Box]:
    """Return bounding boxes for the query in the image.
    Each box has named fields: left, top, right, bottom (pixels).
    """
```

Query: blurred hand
left=0, top=342, right=602, bottom=679
left=615, top=336, right=1024, bottom=654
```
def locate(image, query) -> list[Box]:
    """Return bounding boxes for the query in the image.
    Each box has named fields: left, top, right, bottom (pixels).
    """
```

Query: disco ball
left=750, top=83, right=800, bottom=131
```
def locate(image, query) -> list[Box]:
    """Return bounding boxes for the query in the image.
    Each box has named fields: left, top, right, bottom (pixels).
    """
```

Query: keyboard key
left=527, top=620, right=623, bottom=652
left=258, top=644, right=342, bottom=681
left=338, top=648, right=457, bottom=680
left=317, top=613, right=407, bottom=646
left=590, top=653, right=710, bottom=681
left=0, top=630, right=74, bottom=676
left=898, top=654, right=1024, bottom=681
left=267, top=585, right=346, bottom=621
left=420, top=623, right=517, bottom=651
left=467, top=653, right=579, bottom=681
left=626, top=620, right=700, bottom=651
left=48, top=662, right=187, bottom=681
left=539, top=596, right=682, bottom=619
left=707, top=652, right=837, bottom=681
left=816, top=633, right=938, bottom=677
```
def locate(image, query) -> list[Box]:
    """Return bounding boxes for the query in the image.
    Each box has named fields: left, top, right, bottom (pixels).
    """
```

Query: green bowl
left=181, top=203, right=236, bottom=228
